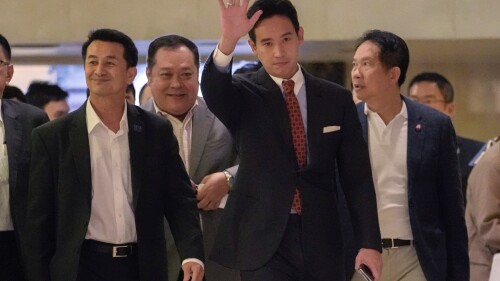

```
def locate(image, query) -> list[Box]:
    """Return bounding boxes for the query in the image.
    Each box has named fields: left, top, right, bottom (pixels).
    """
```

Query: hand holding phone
left=357, top=264, right=375, bottom=281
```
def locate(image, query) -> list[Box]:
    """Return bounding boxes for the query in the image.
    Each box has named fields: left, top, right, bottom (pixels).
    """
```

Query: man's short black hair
left=81, top=28, right=138, bottom=68
left=247, top=0, right=300, bottom=43
left=408, top=72, right=454, bottom=103
left=147, top=34, right=199, bottom=70
left=26, top=81, right=68, bottom=109
left=0, top=34, right=12, bottom=61
left=355, top=29, right=410, bottom=87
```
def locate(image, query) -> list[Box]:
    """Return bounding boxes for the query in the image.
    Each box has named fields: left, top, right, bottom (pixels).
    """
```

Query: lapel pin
left=133, top=124, right=142, bottom=132
left=415, top=124, right=422, bottom=133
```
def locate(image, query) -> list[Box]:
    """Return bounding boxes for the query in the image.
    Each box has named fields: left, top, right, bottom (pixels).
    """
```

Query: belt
left=82, top=240, right=138, bottom=258
left=381, top=238, right=413, bottom=249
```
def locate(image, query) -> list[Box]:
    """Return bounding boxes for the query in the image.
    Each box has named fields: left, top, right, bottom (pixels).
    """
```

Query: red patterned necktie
left=282, top=79, right=305, bottom=215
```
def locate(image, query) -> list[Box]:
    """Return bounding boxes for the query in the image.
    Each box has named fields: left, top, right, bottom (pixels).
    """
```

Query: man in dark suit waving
left=351, top=30, right=469, bottom=281
left=0, top=34, right=48, bottom=281
left=22, top=29, right=204, bottom=281
left=201, top=1, right=382, bottom=280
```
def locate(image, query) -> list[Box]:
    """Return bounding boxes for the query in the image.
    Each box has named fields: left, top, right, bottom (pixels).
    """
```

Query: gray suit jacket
left=2, top=99, right=48, bottom=236
left=142, top=97, right=239, bottom=281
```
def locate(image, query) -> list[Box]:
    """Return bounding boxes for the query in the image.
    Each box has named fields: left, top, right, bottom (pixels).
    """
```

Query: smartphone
left=357, top=264, right=374, bottom=281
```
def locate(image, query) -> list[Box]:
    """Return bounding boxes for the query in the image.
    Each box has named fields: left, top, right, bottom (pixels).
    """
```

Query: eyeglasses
left=0, top=60, right=10, bottom=67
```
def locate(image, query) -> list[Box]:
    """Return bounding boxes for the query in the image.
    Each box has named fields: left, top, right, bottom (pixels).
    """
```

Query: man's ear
left=248, top=39, right=257, bottom=55
left=389, top=67, right=401, bottom=84
left=444, top=102, right=455, bottom=116
left=6, top=65, right=13, bottom=83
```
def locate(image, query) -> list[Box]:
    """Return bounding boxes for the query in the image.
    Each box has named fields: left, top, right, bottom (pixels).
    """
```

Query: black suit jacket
left=22, top=103, right=204, bottom=281
left=201, top=56, right=381, bottom=280
left=2, top=99, right=48, bottom=235
left=357, top=97, right=469, bottom=281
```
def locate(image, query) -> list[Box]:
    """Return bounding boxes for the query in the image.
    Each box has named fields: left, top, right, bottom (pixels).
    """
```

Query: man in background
left=408, top=72, right=484, bottom=202
left=142, top=34, right=239, bottom=281
left=22, top=28, right=204, bottom=281
left=3, top=85, right=27, bottom=102
left=352, top=29, right=469, bottom=281
left=25, top=81, right=70, bottom=120
left=0, top=33, right=48, bottom=281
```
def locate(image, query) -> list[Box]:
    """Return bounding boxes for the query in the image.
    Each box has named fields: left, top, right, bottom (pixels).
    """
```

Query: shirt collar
left=0, top=99, right=3, bottom=122
left=364, top=98, right=408, bottom=120
left=269, top=65, right=304, bottom=94
left=152, top=99, right=198, bottom=122
left=86, top=99, right=128, bottom=134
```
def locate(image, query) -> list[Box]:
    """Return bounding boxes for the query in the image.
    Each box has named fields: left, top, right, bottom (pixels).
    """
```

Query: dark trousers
left=240, top=215, right=320, bottom=281
left=77, top=240, right=139, bottom=281
left=0, top=231, right=25, bottom=281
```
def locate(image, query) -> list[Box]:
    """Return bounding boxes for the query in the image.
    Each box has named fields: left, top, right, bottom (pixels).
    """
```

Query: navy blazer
left=2, top=100, right=48, bottom=235
left=356, top=97, right=469, bottom=281
left=201, top=55, right=381, bottom=280
left=22, top=103, right=204, bottom=281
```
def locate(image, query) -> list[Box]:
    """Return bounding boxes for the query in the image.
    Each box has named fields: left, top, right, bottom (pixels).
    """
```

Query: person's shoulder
left=130, top=104, right=171, bottom=129
left=4, top=99, right=45, bottom=118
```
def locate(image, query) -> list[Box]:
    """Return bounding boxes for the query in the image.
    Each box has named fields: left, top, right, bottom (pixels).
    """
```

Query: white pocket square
left=323, top=125, right=341, bottom=133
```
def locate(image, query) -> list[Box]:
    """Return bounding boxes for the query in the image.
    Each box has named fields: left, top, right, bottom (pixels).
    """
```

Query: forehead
left=354, top=40, right=381, bottom=60
left=410, top=81, right=442, bottom=96
left=254, top=15, right=296, bottom=40
left=86, top=40, right=125, bottom=59
left=153, top=46, right=196, bottom=68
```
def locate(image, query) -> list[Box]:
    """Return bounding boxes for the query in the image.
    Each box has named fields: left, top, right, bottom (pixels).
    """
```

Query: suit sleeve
left=200, top=52, right=240, bottom=132
left=22, top=129, right=54, bottom=281
left=337, top=97, right=382, bottom=252
left=439, top=119, right=470, bottom=280
left=160, top=121, right=205, bottom=263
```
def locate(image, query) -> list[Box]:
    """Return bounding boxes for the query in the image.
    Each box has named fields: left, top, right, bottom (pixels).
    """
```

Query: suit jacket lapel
left=255, top=68, right=296, bottom=163
left=69, top=104, right=92, bottom=204
left=403, top=97, right=425, bottom=185
left=127, top=105, right=145, bottom=210
left=190, top=98, right=213, bottom=177
left=303, top=71, right=325, bottom=170
left=2, top=102, right=22, bottom=189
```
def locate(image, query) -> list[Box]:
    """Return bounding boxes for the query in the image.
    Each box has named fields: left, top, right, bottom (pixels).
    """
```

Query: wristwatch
left=223, top=170, right=234, bottom=191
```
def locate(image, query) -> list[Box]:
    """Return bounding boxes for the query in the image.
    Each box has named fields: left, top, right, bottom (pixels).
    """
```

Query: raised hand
left=217, top=0, right=262, bottom=55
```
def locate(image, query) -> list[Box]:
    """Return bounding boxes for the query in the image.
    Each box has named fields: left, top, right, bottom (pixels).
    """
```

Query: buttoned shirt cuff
left=213, top=44, right=233, bottom=73
left=182, top=258, right=204, bottom=269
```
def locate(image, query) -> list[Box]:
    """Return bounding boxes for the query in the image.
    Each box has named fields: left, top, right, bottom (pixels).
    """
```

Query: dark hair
left=126, top=84, right=135, bottom=95
left=146, top=34, right=199, bottom=70
left=0, top=34, right=11, bottom=61
left=81, top=28, right=138, bottom=68
left=247, top=0, right=300, bottom=43
left=25, top=81, right=68, bottom=109
left=355, top=30, right=410, bottom=86
left=408, top=72, right=454, bottom=103
left=234, top=61, right=262, bottom=74
left=3, top=85, right=26, bottom=102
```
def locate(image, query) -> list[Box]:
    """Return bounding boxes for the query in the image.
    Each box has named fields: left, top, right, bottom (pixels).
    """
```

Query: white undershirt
left=153, top=100, right=197, bottom=173
left=85, top=100, right=136, bottom=244
left=365, top=101, right=413, bottom=240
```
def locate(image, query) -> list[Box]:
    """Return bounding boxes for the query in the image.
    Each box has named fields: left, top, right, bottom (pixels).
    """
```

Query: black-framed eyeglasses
left=0, top=60, right=10, bottom=67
